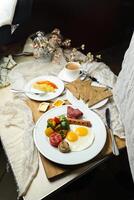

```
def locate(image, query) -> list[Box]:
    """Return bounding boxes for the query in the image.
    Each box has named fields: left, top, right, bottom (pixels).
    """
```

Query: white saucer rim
left=58, top=68, right=80, bottom=82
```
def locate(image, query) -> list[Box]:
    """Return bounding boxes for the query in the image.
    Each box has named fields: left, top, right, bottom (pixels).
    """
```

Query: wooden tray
left=26, top=99, right=126, bottom=179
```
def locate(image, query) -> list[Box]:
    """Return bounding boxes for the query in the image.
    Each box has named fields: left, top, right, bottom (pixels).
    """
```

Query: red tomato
left=49, top=132, right=62, bottom=147
left=53, top=117, right=60, bottom=124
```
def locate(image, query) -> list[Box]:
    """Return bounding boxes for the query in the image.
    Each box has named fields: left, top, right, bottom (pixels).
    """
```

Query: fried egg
left=65, top=125, right=95, bottom=152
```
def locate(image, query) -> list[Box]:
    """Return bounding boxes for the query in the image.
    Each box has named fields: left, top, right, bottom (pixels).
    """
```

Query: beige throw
left=0, top=98, right=39, bottom=196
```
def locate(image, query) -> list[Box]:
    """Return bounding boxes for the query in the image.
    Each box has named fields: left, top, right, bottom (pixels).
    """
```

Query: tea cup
left=58, top=62, right=81, bottom=82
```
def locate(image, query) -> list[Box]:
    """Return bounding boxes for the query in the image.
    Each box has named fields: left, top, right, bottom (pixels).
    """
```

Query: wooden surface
left=26, top=99, right=126, bottom=179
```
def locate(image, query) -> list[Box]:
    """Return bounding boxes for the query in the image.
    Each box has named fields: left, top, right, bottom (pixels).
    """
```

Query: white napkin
left=0, top=55, right=17, bottom=88
left=0, top=0, right=17, bottom=27
left=82, top=61, right=125, bottom=138
left=113, top=33, right=134, bottom=181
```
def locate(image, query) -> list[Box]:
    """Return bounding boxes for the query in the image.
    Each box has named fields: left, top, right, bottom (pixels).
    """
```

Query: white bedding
left=114, top=32, right=134, bottom=181
left=0, top=0, right=17, bottom=27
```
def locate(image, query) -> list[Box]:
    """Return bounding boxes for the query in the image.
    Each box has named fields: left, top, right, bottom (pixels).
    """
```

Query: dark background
left=31, top=0, right=134, bottom=52
left=0, top=0, right=134, bottom=53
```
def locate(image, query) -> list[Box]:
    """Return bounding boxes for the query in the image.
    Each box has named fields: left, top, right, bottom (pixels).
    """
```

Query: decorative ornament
left=31, top=28, right=101, bottom=64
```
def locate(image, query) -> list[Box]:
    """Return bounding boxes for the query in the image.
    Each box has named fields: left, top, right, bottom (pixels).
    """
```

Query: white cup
left=63, top=62, right=81, bottom=81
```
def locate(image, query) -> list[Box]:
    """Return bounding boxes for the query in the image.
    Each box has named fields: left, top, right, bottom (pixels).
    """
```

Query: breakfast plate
left=66, top=89, right=108, bottom=110
left=90, top=98, right=108, bottom=109
left=24, top=75, right=64, bottom=101
left=34, top=105, right=107, bottom=165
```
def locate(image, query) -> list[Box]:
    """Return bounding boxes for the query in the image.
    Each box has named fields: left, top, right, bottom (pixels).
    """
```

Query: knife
left=105, top=108, right=119, bottom=156
left=80, top=71, right=112, bottom=89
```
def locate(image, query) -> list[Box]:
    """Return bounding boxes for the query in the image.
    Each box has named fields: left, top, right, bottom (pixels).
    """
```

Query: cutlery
left=10, top=89, right=46, bottom=96
left=105, top=108, right=119, bottom=156
left=80, top=70, right=112, bottom=89
left=11, top=88, right=66, bottom=97
left=79, top=71, right=87, bottom=81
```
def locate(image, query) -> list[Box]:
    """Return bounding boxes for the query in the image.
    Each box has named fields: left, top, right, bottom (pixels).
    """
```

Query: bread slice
left=66, top=79, right=81, bottom=99
left=66, top=78, right=112, bottom=107
left=88, top=88, right=112, bottom=107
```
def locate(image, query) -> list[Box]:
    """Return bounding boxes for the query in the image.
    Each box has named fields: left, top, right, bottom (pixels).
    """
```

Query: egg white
left=65, top=125, right=95, bottom=152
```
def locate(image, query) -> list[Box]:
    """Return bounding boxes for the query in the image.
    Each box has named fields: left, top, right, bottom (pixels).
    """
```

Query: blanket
left=114, top=33, right=134, bottom=181
left=0, top=0, right=17, bottom=27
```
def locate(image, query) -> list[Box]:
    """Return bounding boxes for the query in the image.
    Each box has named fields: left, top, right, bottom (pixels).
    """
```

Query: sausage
left=67, top=117, right=92, bottom=127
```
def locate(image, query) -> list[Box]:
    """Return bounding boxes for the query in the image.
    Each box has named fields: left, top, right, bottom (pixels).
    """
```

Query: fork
left=11, top=89, right=46, bottom=96
left=80, top=70, right=112, bottom=89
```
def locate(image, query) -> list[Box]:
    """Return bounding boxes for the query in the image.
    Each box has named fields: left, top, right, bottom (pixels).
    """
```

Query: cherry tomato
left=49, top=132, right=62, bottom=147
left=53, top=117, right=60, bottom=124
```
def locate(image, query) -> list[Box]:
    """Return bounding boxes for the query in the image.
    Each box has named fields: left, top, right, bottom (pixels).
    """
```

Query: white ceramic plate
left=24, top=75, right=64, bottom=101
left=34, top=105, right=107, bottom=165
left=90, top=99, right=108, bottom=109
left=66, top=89, right=108, bottom=110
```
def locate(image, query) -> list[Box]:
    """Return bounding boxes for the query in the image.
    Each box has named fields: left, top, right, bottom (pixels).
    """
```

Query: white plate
left=66, top=89, right=108, bottom=110
left=34, top=105, right=107, bottom=165
left=90, top=99, right=108, bottom=109
left=24, top=75, right=64, bottom=101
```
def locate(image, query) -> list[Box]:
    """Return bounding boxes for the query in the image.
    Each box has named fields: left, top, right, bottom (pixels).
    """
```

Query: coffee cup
left=63, top=62, right=81, bottom=81
left=58, top=62, right=81, bottom=82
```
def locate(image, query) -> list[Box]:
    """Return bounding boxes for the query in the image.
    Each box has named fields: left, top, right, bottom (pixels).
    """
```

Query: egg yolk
left=66, top=131, right=78, bottom=142
left=75, top=127, right=88, bottom=136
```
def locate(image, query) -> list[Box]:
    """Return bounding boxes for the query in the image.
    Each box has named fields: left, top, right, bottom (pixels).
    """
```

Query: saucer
left=58, top=68, right=80, bottom=82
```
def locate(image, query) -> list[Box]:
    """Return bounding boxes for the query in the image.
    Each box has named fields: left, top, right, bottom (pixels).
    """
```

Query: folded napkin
left=0, top=55, right=16, bottom=88
left=0, top=0, right=17, bottom=27
left=80, top=61, right=125, bottom=138
left=0, top=98, right=39, bottom=196
left=113, top=33, right=134, bottom=181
